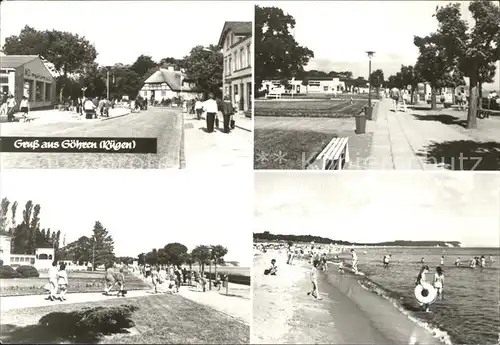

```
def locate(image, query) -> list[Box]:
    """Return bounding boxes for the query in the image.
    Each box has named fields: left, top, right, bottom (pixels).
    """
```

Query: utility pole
left=106, top=69, right=110, bottom=100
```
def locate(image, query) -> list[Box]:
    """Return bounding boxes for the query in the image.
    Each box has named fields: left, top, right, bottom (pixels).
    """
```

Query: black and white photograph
left=254, top=1, right=500, bottom=170
left=0, top=1, right=253, bottom=169
left=0, top=169, right=252, bottom=344
left=253, top=172, right=500, bottom=345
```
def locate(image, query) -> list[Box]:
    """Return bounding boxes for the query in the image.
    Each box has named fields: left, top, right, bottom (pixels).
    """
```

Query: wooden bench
left=307, top=137, right=350, bottom=170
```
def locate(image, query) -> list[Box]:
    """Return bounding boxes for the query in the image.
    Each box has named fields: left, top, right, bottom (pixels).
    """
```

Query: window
left=24, top=80, right=33, bottom=99
left=0, top=77, right=8, bottom=84
left=234, top=51, right=238, bottom=70
left=247, top=44, right=251, bottom=67
left=20, top=257, right=25, bottom=262
left=39, top=253, right=48, bottom=260
left=240, top=47, right=244, bottom=69
left=229, top=57, right=232, bottom=74
left=324, top=86, right=329, bottom=92
left=45, top=83, right=51, bottom=101
left=309, top=81, right=320, bottom=87
left=49, top=254, right=53, bottom=260
left=226, top=36, right=230, bottom=50
left=14, top=257, right=20, bottom=262
left=30, top=258, right=35, bottom=265
left=36, top=81, right=43, bottom=101
left=0, top=69, right=6, bottom=74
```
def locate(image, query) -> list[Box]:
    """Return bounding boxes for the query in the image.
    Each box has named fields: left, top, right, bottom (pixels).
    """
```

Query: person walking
left=47, top=261, right=59, bottom=301
left=6, top=95, right=17, bottom=122
left=195, top=98, right=203, bottom=120
left=221, top=96, right=233, bottom=133
left=203, top=93, right=218, bottom=133
left=83, top=98, right=96, bottom=119
left=19, top=96, right=30, bottom=121
left=390, top=87, right=400, bottom=112
left=57, top=262, right=68, bottom=301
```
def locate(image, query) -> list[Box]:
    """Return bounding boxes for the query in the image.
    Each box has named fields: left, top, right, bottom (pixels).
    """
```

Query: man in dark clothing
left=220, top=97, right=233, bottom=133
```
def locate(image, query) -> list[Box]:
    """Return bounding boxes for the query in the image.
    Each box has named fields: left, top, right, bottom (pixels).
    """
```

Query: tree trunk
left=431, top=87, right=437, bottom=110
left=467, top=77, right=478, bottom=129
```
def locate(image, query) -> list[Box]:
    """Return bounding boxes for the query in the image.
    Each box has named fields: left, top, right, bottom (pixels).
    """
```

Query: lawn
left=255, top=99, right=366, bottom=118
left=1, top=271, right=149, bottom=297
left=0, top=294, right=249, bottom=344
left=255, top=128, right=336, bottom=169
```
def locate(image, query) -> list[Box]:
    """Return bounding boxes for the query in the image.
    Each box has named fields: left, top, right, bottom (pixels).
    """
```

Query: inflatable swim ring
left=414, top=282, right=437, bottom=304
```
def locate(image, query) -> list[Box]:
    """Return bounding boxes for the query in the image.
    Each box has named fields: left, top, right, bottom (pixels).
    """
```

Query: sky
left=1, top=170, right=253, bottom=266
left=255, top=172, right=500, bottom=247
left=258, top=1, right=500, bottom=90
left=0, top=1, right=253, bottom=66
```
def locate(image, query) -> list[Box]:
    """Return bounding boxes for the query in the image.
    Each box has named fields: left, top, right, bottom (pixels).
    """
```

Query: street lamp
left=366, top=51, right=375, bottom=119
left=208, top=247, right=213, bottom=290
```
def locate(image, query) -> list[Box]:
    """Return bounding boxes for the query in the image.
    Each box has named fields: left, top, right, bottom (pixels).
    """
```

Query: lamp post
left=208, top=247, right=212, bottom=290
left=106, top=69, right=110, bottom=100
left=365, top=51, right=375, bottom=120
left=92, top=235, right=95, bottom=272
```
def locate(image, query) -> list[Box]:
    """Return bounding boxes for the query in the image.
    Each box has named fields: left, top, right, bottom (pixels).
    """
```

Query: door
left=296, top=85, right=301, bottom=93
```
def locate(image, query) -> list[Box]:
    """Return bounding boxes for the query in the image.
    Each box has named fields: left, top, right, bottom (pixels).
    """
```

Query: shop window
left=24, top=80, right=33, bottom=99
left=36, top=81, right=44, bottom=101
left=38, top=253, right=48, bottom=260
left=30, top=258, right=35, bottom=265
left=49, top=254, right=53, bottom=260
left=324, top=86, right=329, bottom=92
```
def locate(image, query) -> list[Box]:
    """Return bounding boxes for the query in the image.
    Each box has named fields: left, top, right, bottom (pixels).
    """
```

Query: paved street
left=0, top=107, right=183, bottom=169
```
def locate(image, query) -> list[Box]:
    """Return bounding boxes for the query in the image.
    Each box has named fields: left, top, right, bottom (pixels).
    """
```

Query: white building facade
left=219, top=21, right=252, bottom=113
left=0, top=55, right=57, bottom=109
left=140, top=67, right=199, bottom=101
left=261, top=78, right=348, bottom=95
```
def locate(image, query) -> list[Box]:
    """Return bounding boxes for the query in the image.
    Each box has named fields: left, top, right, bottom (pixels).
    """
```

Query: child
left=264, top=259, right=278, bottom=275
left=434, top=267, right=444, bottom=300
left=307, top=260, right=322, bottom=300
left=20, top=96, right=29, bottom=121
left=57, top=262, right=68, bottom=301
left=415, top=265, right=430, bottom=312
left=152, top=267, right=160, bottom=293
left=338, top=260, right=344, bottom=273
left=47, top=261, right=58, bottom=301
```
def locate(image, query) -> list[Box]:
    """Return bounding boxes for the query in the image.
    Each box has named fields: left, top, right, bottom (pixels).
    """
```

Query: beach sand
left=252, top=250, right=444, bottom=344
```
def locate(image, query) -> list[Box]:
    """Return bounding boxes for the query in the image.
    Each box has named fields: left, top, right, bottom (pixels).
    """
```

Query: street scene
left=0, top=169, right=252, bottom=344
left=253, top=172, right=500, bottom=345
left=254, top=1, right=500, bottom=170
left=0, top=1, right=253, bottom=169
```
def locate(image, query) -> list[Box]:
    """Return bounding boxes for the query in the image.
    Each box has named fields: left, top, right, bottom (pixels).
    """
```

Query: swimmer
left=420, top=257, right=425, bottom=264
left=415, top=265, right=430, bottom=312
left=470, top=257, right=476, bottom=268
left=307, top=259, right=322, bottom=300
left=383, top=254, right=391, bottom=268
left=480, top=255, right=486, bottom=268
left=455, top=257, right=461, bottom=266
left=338, top=261, right=344, bottom=273
left=440, top=256, right=444, bottom=266
left=351, top=249, right=358, bottom=273
left=433, top=266, right=444, bottom=300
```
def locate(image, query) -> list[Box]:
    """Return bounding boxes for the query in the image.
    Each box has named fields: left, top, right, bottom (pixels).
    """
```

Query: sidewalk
left=0, top=107, right=130, bottom=125
left=365, top=99, right=500, bottom=170
left=0, top=290, right=150, bottom=312
left=182, top=111, right=252, bottom=169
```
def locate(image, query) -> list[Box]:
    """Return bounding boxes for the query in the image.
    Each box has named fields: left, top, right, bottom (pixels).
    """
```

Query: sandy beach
left=252, top=250, right=445, bottom=344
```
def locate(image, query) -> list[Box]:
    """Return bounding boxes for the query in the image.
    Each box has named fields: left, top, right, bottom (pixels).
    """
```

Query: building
left=260, top=77, right=348, bottom=95
left=0, top=55, right=57, bottom=109
left=0, top=233, right=57, bottom=270
left=139, top=67, right=198, bottom=101
left=218, top=21, right=252, bottom=113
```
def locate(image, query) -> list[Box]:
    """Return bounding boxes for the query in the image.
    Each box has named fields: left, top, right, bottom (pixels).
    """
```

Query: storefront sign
left=24, top=68, right=52, bottom=82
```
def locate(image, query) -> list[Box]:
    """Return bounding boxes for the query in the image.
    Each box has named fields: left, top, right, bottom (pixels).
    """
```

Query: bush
left=16, top=265, right=40, bottom=278
left=0, top=265, right=21, bottom=278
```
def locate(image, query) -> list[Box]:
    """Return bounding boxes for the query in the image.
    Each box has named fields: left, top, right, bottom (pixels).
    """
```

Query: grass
left=1, top=271, right=149, bottom=297
left=255, top=128, right=336, bottom=169
left=0, top=294, right=249, bottom=344
left=255, top=99, right=366, bottom=118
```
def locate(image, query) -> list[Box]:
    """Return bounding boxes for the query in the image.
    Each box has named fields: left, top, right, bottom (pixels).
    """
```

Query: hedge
left=0, top=265, right=21, bottom=278
left=16, top=265, right=40, bottom=278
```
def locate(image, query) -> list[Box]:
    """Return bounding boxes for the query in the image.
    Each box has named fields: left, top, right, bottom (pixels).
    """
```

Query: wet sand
left=252, top=250, right=443, bottom=344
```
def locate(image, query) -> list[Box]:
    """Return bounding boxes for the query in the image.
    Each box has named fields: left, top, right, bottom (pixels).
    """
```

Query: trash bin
left=355, top=112, right=367, bottom=134
left=365, top=106, right=373, bottom=120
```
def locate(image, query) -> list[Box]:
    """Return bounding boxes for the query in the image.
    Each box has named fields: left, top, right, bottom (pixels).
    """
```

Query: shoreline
left=253, top=250, right=448, bottom=344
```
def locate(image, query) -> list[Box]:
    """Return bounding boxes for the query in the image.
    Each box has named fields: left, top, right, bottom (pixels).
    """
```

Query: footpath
left=182, top=111, right=252, bottom=169
left=0, top=107, right=130, bottom=125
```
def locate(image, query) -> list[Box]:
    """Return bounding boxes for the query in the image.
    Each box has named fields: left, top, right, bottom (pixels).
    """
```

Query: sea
left=338, top=247, right=500, bottom=345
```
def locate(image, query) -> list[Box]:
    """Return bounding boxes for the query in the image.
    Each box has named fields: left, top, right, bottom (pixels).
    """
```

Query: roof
left=143, top=68, right=191, bottom=91
left=218, top=21, right=252, bottom=48
left=0, top=55, right=39, bottom=68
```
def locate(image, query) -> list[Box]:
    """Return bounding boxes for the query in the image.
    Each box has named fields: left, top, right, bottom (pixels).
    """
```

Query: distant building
left=139, top=66, right=199, bottom=101
left=218, top=21, right=252, bottom=112
left=0, top=233, right=55, bottom=270
left=0, top=55, right=57, bottom=109
left=261, top=77, right=348, bottom=95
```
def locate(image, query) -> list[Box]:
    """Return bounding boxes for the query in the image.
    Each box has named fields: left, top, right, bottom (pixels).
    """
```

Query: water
left=338, top=247, right=500, bottom=345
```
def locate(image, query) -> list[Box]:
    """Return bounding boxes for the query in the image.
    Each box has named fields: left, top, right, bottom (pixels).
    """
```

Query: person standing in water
left=420, top=257, right=425, bottom=264
left=480, top=255, right=486, bottom=268
left=307, top=259, right=322, bottom=300
left=440, top=256, right=444, bottom=266
left=433, top=267, right=444, bottom=300
left=455, top=257, right=461, bottom=266
left=351, top=249, right=358, bottom=273
left=415, top=265, right=430, bottom=312
left=383, top=255, right=391, bottom=268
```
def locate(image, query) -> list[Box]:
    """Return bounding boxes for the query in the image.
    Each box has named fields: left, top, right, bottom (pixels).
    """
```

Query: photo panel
left=0, top=169, right=252, bottom=344
left=0, top=1, right=253, bottom=170
left=253, top=171, right=500, bottom=345
left=254, top=1, right=500, bottom=171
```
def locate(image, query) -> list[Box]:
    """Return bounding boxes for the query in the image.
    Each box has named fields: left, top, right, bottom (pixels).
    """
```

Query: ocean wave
left=357, top=276, right=453, bottom=345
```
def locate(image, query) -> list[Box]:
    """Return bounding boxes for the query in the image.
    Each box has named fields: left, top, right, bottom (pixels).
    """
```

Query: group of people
left=79, top=97, right=114, bottom=119
left=387, top=87, right=410, bottom=112
left=454, top=255, right=492, bottom=268
left=1, top=93, right=31, bottom=122
left=46, top=261, right=69, bottom=301
left=415, top=265, right=445, bottom=312
left=194, top=93, right=236, bottom=134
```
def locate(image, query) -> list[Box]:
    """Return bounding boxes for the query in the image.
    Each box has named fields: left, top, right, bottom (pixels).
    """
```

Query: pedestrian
left=19, top=96, right=30, bottom=121
left=220, top=96, right=232, bottom=134
left=389, top=87, right=400, bottom=112
left=47, top=261, right=58, bottom=301
left=195, top=98, right=203, bottom=120
left=0, top=92, right=8, bottom=116
left=57, top=262, right=68, bottom=301
left=6, top=95, right=17, bottom=122
left=202, top=93, right=218, bottom=133
left=307, top=259, right=322, bottom=300
left=83, top=98, right=96, bottom=119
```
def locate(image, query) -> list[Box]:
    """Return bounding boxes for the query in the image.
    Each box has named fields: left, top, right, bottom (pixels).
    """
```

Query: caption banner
left=0, top=137, right=157, bottom=154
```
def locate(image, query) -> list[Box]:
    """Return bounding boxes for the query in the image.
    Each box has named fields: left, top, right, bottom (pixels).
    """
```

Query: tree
left=255, top=6, right=314, bottom=92
left=370, top=69, right=385, bottom=95
left=184, top=45, right=223, bottom=98
left=0, top=198, right=10, bottom=234
left=130, top=55, right=158, bottom=79
left=91, top=221, right=115, bottom=269
left=159, top=57, right=186, bottom=70
left=400, top=65, right=422, bottom=104
left=191, top=245, right=211, bottom=274
left=3, top=26, right=98, bottom=102
left=210, top=245, right=228, bottom=279
left=145, top=248, right=158, bottom=266
left=183, top=252, right=195, bottom=271
left=164, top=242, right=188, bottom=266
left=432, top=1, right=500, bottom=128
left=301, top=76, right=309, bottom=94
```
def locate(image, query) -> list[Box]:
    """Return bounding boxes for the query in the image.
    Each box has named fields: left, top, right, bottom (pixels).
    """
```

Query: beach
left=252, top=249, right=446, bottom=344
